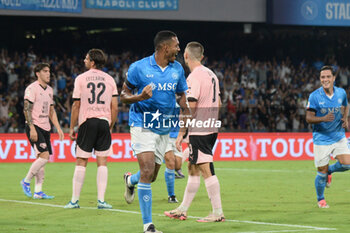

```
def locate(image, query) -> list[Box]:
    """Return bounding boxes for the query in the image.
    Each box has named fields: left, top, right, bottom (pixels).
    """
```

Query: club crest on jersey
left=39, top=143, right=47, bottom=149
left=172, top=72, right=179, bottom=80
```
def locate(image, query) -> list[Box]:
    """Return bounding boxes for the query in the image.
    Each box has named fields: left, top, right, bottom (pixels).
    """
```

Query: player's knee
left=141, top=168, right=154, bottom=181
left=38, top=151, right=50, bottom=160
left=76, top=158, right=88, bottom=167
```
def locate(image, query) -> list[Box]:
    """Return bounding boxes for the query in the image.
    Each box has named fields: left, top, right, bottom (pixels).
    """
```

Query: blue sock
left=130, top=171, right=140, bottom=185
left=315, top=172, right=327, bottom=201
left=138, top=182, right=152, bottom=224
left=165, top=168, right=175, bottom=197
left=328, top=161, right=347, bottom=174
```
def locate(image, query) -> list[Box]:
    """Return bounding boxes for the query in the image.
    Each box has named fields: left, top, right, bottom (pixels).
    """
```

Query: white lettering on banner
left=234, top=139, right=248, bottom=158
left=0, top=140, right=13, bottom=160
left=272, top=138, right=288, bottom=158
left=110, top=139, right=122, bottom=159
left=289, top=139, right=304, bottom=157
left=1, top=0, right=20, bottom=7
left=305, top=138, right=314, bottom=157
left=14, top=140, right=28, bottom=159
left=220, top=139, right=232, bottom=158
left=256, top=139, right=271, bottom=158
left=30, top=147, right=36, bottom=159
left=326, top=3, right=350, bottom=20
left=70, top=141, right=76, bottom=158
left=53, top=140, right=70, bottom=159
left=212, top=139, right=219, bottom=154
left=124, top=139, right=133, bottom=158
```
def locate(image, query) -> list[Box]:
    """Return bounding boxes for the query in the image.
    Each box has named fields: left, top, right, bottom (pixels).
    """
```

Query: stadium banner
left=0, top=0, right=82, bottom=13
left=85, top=0, right=178, bottom=11
left=0, top=132, right=335, bottom=163
left=267, top=0, right=350, bottom=26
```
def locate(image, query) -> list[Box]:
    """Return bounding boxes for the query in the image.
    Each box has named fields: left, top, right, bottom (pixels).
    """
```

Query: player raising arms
left=306, top=65, right=350, bottom=208
left=165, top=42, right=225, bottom=222
left=64, top=49, right=118, bottom=209
left=21, top=63, right=64, bottom=199
left=121, top=30, right=188, bottom=233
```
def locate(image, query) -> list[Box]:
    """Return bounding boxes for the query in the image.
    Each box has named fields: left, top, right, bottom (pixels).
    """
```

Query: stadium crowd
left=0, top=47, right=349, bottom=133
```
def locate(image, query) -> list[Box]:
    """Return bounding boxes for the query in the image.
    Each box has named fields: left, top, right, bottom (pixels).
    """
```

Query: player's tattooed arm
left=23, top=100, right=34, bottom=126
left=24, top=99, right=38, bottom=142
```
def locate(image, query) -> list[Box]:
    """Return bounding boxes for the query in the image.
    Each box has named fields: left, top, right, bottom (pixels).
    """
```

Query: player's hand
left=69, top=129, right=76, bottom=141
left=175, top=135, right=183, bottom=152
left=57, top=128, right=64, bottom=141
left=342, top=117, right=349, bottom=129
left=29, top=126, right=38, bottom=142
left=323, top=112, right=335, bottom=122
left=140, top=84, right=153, bottom=101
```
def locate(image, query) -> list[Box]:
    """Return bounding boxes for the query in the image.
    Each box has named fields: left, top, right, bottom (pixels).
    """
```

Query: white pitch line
left=237, top=229, right=328, bottom=233
left=215, top=168, right=312, bottom=173
left=0, top=199, right=336, bottom=232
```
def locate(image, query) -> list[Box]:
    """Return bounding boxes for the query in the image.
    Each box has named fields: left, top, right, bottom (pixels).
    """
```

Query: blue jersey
left=307, top=86, right=348, bottom=145
left=169, top=103, right=180, bottom=138
left=126, top=54, right=188, bottom=135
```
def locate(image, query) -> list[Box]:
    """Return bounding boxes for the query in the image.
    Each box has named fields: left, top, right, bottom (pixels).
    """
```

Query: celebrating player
left=306, top=65, right=350, bottom=208
left=121, top=31, right=188, bottom=233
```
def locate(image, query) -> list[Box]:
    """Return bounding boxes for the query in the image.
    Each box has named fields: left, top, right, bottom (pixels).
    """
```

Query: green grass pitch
left=0, top=161, right=349, bottom=233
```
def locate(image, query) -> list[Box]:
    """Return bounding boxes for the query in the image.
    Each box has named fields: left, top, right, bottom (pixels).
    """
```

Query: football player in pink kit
left=21, top=63, right=64, bottom=199
left=165, top=42, right=225, bottom=222
left=64, top=49, right=118, bottom=209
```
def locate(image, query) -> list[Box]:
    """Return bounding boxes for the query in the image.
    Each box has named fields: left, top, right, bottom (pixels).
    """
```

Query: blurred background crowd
left=1, top=26, right=350, bottom=133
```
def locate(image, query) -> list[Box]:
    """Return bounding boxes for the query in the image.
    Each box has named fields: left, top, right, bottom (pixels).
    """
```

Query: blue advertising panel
left=0, top=0, right=82, bottom=13
left=269, top=0, right=350, bottom=26
left=86, top=0, right=178, bottom=11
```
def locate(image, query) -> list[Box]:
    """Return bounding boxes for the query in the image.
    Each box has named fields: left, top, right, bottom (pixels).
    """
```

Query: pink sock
left=72, top=166, right=86, bottom=202
left=24, top=158, right=48, bottom=183
left=97, top=166, right=108, bottom=202
left=179, top=176, right=200, bottom=211
left=35, top=167, right=45, bottom=193
left=204, top=175, right=223, bottom=214
left=182, top=147, right=189, bottom=164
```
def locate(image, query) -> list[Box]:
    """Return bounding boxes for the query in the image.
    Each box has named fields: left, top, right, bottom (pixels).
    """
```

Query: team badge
left=39, top=143, right=47, bottom=149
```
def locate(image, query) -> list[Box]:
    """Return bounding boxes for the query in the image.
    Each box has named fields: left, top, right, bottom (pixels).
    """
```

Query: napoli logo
left=172, top=72, right=179, bottom=80
left=149, top=82, right=157, bottom=91
left=301, top=1, right=318, bottom=20
left=320, top=108, right=327, bottom=114
left=143, top=195, right=150, bottom=202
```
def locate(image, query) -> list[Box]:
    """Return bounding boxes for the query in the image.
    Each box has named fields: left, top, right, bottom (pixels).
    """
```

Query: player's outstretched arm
left=110, top=96, right=118, bottom=131
left=120, top=83, right=152, bottom=104
left=306, top=110, right=334, bottom=124
left=69, top=100, right=80, bottom=141
left=49, top=105, right=64, bottom=140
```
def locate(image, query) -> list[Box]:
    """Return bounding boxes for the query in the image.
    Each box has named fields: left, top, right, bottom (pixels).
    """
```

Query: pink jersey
left=186, top=65, right=220, bottom=135
left=73, top=69, right=118, bottom=126
left=24, top=81, right=54, bottom=131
